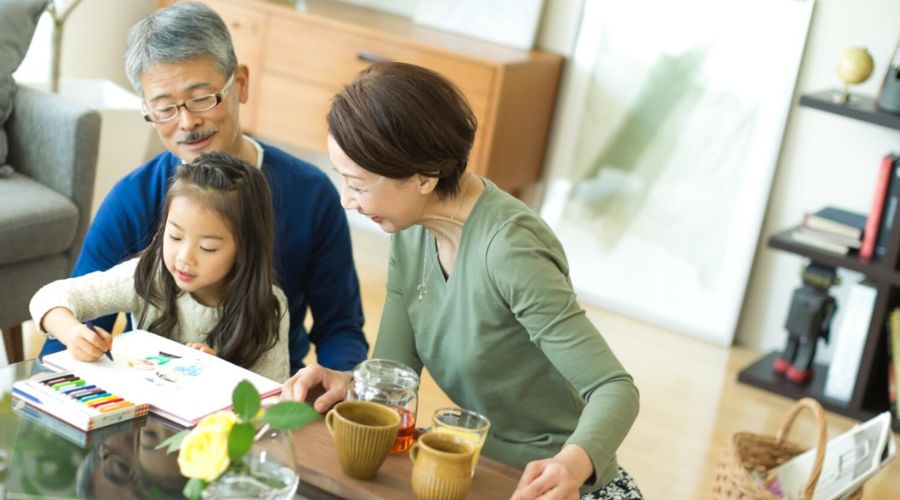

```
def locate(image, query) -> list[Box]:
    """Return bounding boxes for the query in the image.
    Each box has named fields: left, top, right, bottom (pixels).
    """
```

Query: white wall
left=18, top=1, right=154, bottom=91
left=740, top=0, right=900, bottom=352
left=59, top=0, right=156, bottom=91
left=524, top=0, right=900, bottom=353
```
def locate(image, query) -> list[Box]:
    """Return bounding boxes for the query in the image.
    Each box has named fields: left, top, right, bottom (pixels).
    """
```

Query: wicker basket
left=712, top=398, right=863, bottom=499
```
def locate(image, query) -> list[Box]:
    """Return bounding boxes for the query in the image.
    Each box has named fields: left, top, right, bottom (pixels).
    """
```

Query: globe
left=837, top=47, right=874, bottom=85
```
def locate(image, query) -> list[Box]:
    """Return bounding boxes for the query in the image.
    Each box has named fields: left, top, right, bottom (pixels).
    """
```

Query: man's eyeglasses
left=142, top=73, right=235, bottom=123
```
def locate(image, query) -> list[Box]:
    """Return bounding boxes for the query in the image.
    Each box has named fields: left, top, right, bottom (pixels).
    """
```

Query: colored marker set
left=12, top=371, right=149, bottom=432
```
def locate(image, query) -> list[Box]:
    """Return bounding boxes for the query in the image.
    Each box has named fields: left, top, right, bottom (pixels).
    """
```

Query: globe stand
left=833, top=84, right=852, bottom=105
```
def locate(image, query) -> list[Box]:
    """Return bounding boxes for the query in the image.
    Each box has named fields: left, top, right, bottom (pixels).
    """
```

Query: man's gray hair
left=124, top=2, right=237, bottom=96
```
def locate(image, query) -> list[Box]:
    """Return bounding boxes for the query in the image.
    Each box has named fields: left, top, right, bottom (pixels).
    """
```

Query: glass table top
left=0, top=360, right=318, bottom=500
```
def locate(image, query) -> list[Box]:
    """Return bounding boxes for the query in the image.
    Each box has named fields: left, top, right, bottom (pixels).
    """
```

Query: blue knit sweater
left=39, top=140, right=368, bottom=372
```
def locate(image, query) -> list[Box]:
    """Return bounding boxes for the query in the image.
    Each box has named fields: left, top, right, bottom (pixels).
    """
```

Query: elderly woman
left=284, top=62, right=642, bottom=499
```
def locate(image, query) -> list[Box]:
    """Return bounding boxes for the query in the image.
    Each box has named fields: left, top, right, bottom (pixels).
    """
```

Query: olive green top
left=374, top=178, right=639, bottom=491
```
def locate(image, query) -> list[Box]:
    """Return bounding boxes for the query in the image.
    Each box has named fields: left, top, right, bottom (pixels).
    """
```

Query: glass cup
left=431, top=407, right=491, bottom=476
left=346, top=359, right=419, bottom=453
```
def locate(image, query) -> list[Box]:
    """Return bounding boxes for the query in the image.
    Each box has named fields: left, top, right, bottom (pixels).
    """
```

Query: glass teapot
left=347, top=359, right=419, bottom=453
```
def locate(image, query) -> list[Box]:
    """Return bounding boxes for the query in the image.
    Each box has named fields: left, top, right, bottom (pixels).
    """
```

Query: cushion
left=0, top=0, right=48, bottom=175
left=0, top=172, right=78, bottom=266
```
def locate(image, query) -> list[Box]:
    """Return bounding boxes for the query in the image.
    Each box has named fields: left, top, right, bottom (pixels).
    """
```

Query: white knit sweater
left=29, top=258, right=290, bottom=382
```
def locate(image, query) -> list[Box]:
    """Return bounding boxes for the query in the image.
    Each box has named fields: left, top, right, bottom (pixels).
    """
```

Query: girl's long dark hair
left=134, top=152, right=280, bottom=369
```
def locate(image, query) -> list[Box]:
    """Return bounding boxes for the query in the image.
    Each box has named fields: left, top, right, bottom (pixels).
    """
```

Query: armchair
left=0, top=85, right=100, bottom=363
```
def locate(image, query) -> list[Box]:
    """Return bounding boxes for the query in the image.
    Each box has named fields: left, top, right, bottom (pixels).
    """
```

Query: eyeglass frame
left=141, top=72, right=236, bottom=123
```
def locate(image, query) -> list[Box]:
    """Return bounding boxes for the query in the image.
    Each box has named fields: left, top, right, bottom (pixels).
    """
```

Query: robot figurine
left=773, top=263, right=839, bottom=384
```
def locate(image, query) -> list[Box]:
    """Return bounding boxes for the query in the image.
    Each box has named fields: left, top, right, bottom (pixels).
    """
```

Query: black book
left=875, top=155, right=900, bottom=260
left=804, top=206, right=867, bottom=240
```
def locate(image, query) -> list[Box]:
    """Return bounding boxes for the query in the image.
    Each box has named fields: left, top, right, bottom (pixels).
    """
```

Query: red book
left=860, top=155, right=896, bottom=260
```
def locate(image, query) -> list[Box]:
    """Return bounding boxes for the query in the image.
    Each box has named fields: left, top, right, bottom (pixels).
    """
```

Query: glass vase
left=202, top=426, right=299, bottom=500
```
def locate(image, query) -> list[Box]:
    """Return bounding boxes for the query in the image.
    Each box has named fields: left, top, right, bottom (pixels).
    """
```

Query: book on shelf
left=757, top=411, right=895, bottom=500
left=803, top=206, right=867, bottom=240
left=789, top=228, right=856, bottom=255
left=890, top=308, right=900, bottom=423
left=41, top=330, right=282, bottom=427
left=794, top=225, right=863, bottom=249
left=823, top=281, right=877, bottom=403
left=860, top=154, right=897, bottom=260
left=872, top=153, right=900, bottom=261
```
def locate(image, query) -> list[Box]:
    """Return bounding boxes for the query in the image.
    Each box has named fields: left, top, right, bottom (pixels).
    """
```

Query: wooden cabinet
left=738, top=90, right=900, bottom=432
left=196, top=0, right=563, bottom=194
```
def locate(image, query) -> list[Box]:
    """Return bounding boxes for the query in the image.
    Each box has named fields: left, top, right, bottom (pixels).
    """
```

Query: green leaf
left=156, top=429, right=189, bottom=454
left=262, top=401, right=320, bottom=430
left=183, top=478, right=207, bottom=500
left=232, top=380, right=261, bottom=422
left=148, top=484, right=166, bottom=500
left=228, top=422, right=256, bottom=462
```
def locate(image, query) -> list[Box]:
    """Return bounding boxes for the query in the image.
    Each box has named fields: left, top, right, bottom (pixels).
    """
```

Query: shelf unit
left=738, top=89, right=900, bottom=433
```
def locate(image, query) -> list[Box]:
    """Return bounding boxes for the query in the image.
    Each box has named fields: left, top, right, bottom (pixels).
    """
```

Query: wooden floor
left=347, top=226, right=900, bottom=499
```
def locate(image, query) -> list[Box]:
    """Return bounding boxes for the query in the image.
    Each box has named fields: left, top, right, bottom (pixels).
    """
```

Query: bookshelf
left=738, top=89, right=900, bottom=433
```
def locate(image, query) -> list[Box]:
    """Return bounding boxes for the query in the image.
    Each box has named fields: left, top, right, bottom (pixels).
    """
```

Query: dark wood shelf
left=767, top=227, right=900, bottom=285
left=740, top=88, right=900, bottom=435
left=799, top=90, right=900, bottom=131
left=738, top=352, right=900, bottom=433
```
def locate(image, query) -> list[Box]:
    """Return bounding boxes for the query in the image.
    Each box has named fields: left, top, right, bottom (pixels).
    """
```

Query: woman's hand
left=510, top=445, right=593, bottom=500
left=282, top=363, right=352, bottom=413
left=186, top=342, right=217, bottom=356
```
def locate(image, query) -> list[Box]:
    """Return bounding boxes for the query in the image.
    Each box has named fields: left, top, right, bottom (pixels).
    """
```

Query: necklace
left=417, top=175, right=470, bottom=301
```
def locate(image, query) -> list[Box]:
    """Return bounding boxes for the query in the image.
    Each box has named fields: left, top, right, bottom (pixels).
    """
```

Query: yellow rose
left=196, top=411, right=238, bottom=433
left=177, top=425, right=231, bottom=481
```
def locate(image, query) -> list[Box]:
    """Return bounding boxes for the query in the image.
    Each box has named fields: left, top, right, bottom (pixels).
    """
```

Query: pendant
left=417, top=283, right=427, bottom=301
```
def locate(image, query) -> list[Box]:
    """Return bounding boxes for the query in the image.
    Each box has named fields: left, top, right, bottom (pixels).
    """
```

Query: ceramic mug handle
left=325, top=409, right=336, bottom=437
left=409, top=440, right=420, bottom=464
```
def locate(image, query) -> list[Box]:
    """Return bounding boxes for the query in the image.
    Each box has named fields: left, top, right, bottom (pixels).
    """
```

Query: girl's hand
left=41, top=307, right=111, bottom=362
left=186, top=342, right=217, bottom=356
left=64, top=323, right=112, bottom=362
left=282, top=363, right=352, bottom=413
left=511, top=445, right=593, bottom=500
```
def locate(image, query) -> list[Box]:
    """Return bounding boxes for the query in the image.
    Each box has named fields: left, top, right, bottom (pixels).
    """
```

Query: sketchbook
left=41, top=330, right=282, bottom=427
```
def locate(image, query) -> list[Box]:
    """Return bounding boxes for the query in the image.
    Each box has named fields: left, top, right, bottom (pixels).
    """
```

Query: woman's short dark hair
left=327, top=62, right=477, bottom=199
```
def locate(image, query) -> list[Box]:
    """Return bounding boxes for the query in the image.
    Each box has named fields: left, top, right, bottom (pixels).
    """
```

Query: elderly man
left=39, top=1, right=368, bottom=373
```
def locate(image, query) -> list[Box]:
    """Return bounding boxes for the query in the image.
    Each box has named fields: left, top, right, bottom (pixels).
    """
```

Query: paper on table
left=42, top=330, right=281, bottom=427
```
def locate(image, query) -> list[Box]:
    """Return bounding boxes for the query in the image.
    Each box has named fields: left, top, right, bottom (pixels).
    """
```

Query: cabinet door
left=261, top=15, right=492, bottom=167
left=201, top=0, right=266, bottom=133
left=254, top=73, right=334, bottom=153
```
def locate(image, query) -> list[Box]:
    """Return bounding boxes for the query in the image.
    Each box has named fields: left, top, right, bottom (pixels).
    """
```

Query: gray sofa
left=0, top=85, right=100, bottom=363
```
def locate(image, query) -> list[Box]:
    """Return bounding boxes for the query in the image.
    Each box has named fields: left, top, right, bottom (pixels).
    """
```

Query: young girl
left=285, top=63, right=641, bottom=499
left=30, top=152, right=289, bottom=382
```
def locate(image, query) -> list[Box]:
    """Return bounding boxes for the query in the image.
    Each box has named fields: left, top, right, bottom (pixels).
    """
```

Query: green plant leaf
left=156, top=429, right=189, bottom=454
left=232, top=380, right=261, bottom=422
left=183, top=478, right=207, bottom=500
left=228, top=422, right=256, bottom=462
left=262, top=401, right=320, bottom=429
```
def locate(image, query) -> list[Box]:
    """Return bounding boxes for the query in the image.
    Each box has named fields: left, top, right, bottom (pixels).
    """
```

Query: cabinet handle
left=356, top=51, right=391, bottom=64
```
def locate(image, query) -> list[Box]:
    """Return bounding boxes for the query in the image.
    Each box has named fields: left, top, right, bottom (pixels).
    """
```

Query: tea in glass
left=432, top=407, right=491, bottom=475
left=347, top=359, right=419, bottom=453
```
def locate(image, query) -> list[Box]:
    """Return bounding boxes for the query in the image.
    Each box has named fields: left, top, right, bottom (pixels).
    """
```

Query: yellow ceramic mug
left=325, top=400, right=400, bottom=479
left=409, top=432, right=475, bottom=500
left=432, top=407, right=491, bottom=476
